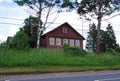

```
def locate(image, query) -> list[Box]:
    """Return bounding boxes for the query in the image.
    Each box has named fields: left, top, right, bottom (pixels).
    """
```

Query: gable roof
left=43, top=22, right=85, bottom=40
left=6, top=36, right=13, bottom=43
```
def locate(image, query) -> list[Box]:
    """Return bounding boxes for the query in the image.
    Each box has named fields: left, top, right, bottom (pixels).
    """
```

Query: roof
left=6, top=36, right=13, bottom=43
left=43, top=22, right=85, bottom=40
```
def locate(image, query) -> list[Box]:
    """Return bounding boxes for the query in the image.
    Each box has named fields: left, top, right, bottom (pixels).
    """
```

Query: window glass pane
left=70, top=39, right=74, bottom=46
left=56, top=38, right=61, bottom=46
left=75, top=40, right=80, bottom=47
left=49, top=37, right=54, bottom=45
left=63, top=27, right=67, bottom=33
left=63, top=39, right=68, bottom=45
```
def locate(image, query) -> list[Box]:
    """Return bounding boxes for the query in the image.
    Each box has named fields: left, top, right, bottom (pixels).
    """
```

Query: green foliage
left=0, top=41, right=6, bottom=48
left=115, top=46, right=120, bottom=53
left=106, top=46, right=120, bottom=56
left=106, top=24, right=117, bottom=49
left=106, top=48, right=118, bottom=56
left=63, top=44, right=87, bottom=57
left=100, top=24, right=117, bottom=52
left=14, top=0, right=63, bottom=7
left=86, top=23, right=97, bottom=52
left=0, top=48, right=120, bottom=67
left=14, top=0, right=71, bottom=49
left=77, top=0, right=120, bottom=15
left=23, top=16, right=39, bottom=48
left=58, top=0, right=120, bottom=54
left=9, top=30, right=30, bottom=50
left=86, top=23, right=117, bottom=52
left=99, top=30, right=108, bottom=52
left=61, top=0, right=74, bottom=9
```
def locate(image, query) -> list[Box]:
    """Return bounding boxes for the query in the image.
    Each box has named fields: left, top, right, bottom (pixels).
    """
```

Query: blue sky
left=0, top=0, right=120, bottom=46
left=0, top=0, right=86, bottom=43
left=0, top=0, right=30, bottom=43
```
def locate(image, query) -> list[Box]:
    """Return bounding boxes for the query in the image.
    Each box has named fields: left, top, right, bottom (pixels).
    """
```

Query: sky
left=0, top=0, right=120, bottom=47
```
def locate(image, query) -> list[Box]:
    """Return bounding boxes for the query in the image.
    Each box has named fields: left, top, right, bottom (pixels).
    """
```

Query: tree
left=99, top=30, right=108, bottom=52
left=14, top=0, right=67, bottom=49
left=86, top=23, right=117, bottom=52
left=86, top=23, right=97, bottom=52
left=77, top=0, right=120, bottom=54
left=63, top=0, right=120, bottom=54
left=106, top=24, right=117, bottom=49
left=9, top=29, right=30, bottom=50
left=23, top=16, right=39, bottom=48
left=98, top=24, right=117, bottom=52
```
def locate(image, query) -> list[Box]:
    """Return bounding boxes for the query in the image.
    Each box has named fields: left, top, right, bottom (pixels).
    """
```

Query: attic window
left=63, top=27, right=67, bottom=33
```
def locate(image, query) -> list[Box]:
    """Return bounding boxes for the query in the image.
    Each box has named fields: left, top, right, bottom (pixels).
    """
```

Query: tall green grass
left=0, top=48, right=120, bottom=67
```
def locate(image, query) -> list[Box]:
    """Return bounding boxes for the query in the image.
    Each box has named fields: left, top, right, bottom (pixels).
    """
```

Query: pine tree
left=86, top=23, right=97, bottom=52
left=62, top=0, right=120, bottom=54
left=99, top=24, right=117, bottom=52
left=99, top=30, right=108, bottom=52
left=106, top=24, right=117, bottom=49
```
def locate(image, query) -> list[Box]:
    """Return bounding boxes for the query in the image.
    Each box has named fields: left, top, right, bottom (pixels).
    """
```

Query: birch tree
left=14, top=0, right=68, bottom=49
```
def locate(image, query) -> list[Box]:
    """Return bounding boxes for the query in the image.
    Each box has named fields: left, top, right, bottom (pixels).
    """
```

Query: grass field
left=0, top=48, right=120, bottom=74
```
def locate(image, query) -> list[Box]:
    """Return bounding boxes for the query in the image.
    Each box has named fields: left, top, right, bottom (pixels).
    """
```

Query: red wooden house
left=42, top=22, right=85, bottom=49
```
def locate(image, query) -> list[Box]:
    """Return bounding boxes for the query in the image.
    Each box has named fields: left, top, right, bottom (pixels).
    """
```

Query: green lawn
left=0, top=48, right=120, bottom=74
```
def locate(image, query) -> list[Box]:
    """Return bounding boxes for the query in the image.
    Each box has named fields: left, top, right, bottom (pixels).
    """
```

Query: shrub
left=115, top=46, right=120, bottom=53
left=106, top=48, right=118, bottom=55
left=9, top=30, right=30, bottom=50
left=63, top=44, right=87, bottom=57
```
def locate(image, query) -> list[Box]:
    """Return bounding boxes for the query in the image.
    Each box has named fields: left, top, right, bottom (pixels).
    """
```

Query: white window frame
left=63, top=27, right=67, bottom=33
left=63, top=39, right=68, bottom=45
left=75, top=40, right=80, bottom=47
left=49, top=37, right=54, bottom=45
left=69, top=39, right=74, bottom=46
left=56, top=38, right=61, bottom=46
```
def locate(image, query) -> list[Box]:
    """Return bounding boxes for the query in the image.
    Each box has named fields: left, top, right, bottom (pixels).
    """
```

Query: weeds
left=0, top=48, right=120, bottom=67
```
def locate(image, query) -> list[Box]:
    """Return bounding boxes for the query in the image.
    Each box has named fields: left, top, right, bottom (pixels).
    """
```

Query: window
left=63, top=27, right=67, bottom=33
left=70, top=39, right=74, bottom=46
left=49, top=37, right=54, bottom=45
left=63, top=39, right=68, bottom=45
left=56, top=38, right=61, bottom=46
left=75, top=40, right=80, bottom=47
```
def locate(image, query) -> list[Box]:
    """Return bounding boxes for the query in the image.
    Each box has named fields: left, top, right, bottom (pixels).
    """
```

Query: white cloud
left=9, top=25, right=19, bottom=36
left=0, top=35, right=7, bottom=42
left=0, top=0, right=13, bottom=3
left=77, top=0, right=82, bottom=3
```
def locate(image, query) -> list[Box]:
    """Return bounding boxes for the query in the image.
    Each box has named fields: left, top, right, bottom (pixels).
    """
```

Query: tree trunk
left=96, top=1, right=102, bottom=54
left=96, top=17, right=101, bottom=54
left=37, top=3, right=42, bottom=49
left=37, top=27, right=41, bottom=49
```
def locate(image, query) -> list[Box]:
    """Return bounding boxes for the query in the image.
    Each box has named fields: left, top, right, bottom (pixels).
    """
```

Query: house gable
left=42, top=22, right=85, bottom=49
left=43, top=22, right=85, bottom=40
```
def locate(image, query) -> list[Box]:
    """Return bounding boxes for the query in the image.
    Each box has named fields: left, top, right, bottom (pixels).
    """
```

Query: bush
left=115, top=46, right=120, bottom=53
left=63, top=44, right=87, bottom=57
left=106, top=48, right=118, bottom=55
left=9, top=30, right=30, bottom=50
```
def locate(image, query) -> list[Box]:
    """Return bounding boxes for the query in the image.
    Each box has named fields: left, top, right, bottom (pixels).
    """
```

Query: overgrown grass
left=0, top=48, right=120, bottom=67
left=0, top=47, right=120, bottom=74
